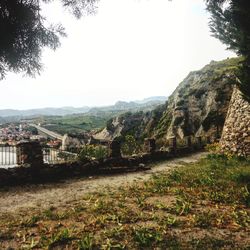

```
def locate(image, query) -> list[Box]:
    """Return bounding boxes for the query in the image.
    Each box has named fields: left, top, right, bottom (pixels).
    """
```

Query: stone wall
left=0, top=146, right=196, bottom=187
left=220, top=86, right=250, bottom=156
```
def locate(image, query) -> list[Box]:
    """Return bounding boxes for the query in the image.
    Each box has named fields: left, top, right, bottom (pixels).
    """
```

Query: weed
left=190, top=237, right=234, bottom=249
left=159, top=215, right=179, bottom=228
left=169, top=170, right=182, bottom=183
left=48, top=228, right=73, bottom=248
left=135, top=196, right=147, bottom=209
left=21, top=215, right=40, bottom=227
left=102, top=238, right=126, bottom=249
left=232, top=209, right=250, bottom=228
left=172, top=198, right=192, bottom=215
left=78, top=233, right=94, bottom=250
left=193, top=211, right=215, bottom=228
left=242, top=185, right=250, bottom=207
left=133, top=227, right=163, bottom=247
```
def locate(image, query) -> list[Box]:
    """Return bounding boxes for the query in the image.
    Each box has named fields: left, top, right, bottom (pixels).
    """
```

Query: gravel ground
left=0, top=152, right=207, bottom=214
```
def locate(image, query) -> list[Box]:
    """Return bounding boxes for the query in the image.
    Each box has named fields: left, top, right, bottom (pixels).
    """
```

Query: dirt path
left=0, top=152, right=207, bottom=214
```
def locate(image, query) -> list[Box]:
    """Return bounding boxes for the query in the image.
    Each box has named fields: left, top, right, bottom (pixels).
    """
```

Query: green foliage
left=193, top=211, right=215, bottom=228
left=57, top=151, right=77, bottom=162
left=48, top=228, right=73, bottom=248
left=172, top=198, right=192, bottom=216
left=189, top=88, right=206, bottom=99
left=160, top=215, right=178, bottom=227
left=0, top=0, right=97, bottom=79
left=78, top=145, right=108, bottom=161
left=21, top=215, right=40, bottom=227
left=133, top=227, right=163, bottom=247
left=106, top=118, right=115, bottom=132
left=202, top=111, right=225, bottom=131
left=25, top=126, right=38, bottom=135
left=156, top=111, right=172, bottom=138
left=206, top=0, right=250, bottom=100
left=206, top=1, right=250, bottom=57
left=191, top=237, right=233, bottom=249
left=121, top=135, right=141, bottom=156
left=173, top=116, right=184, bottom=126
left=236, top=61, right=250, bottom=102
left=0, top=0, right=63, bottom=79
left=78, top=233, right=94, bottom=250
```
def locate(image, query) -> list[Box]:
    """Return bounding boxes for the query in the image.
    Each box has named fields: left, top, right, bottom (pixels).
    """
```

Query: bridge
left=29, top=124, right=63, bottom=141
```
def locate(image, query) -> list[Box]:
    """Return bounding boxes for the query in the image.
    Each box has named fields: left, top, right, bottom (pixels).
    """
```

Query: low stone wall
left=0, top=146, right=197, bottom=187
left=220, top=87, right=250, bottom=156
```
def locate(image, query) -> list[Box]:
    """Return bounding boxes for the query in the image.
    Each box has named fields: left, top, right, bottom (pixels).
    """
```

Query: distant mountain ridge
left=0, top=107, right=91, bottom=117
left=0, top=96, right=167, bottom=118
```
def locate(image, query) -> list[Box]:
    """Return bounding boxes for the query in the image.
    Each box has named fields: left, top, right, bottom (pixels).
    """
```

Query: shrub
left=205, top=142, right=221, bottom=154
left=78, top=145, right=108, bottom=161
left=121, top=135, right=141, bottom=156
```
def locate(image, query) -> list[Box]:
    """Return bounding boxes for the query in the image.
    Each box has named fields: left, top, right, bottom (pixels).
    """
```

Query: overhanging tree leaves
left=1, top=0, right=250, bottom=101
left=0, top=0, right=98, bottom=79
left=206, top=0, right=250, bottom=101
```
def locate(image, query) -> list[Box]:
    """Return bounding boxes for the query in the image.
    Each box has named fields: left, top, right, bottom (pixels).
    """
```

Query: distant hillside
left=0, top=116, right=23, bottom=124
left=0, top=107, right=90, bottom=117
left=0, top=96, right=167, bottom=118
left=86, top=97, right=167, bottom=115
left=94, top=57, right=241, bottom=144
left=22, top=96, right=167, bottom=135
left=135, top=96, right=167, bottom=104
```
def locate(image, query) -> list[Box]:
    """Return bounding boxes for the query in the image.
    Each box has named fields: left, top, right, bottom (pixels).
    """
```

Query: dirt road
left=0, top=152, right=207, bottom=214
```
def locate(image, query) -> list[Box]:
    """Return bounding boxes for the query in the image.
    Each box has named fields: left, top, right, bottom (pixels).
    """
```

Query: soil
left=0, top=152, right=207, bottom=214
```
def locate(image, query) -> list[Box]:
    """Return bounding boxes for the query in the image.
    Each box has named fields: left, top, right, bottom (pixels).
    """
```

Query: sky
left=0, top=0, right=235, bottom=110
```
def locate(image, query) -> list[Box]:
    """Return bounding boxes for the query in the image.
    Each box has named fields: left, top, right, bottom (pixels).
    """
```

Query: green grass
left=42, top=114, right=112, bottom=134
left=0, top=154, right=249, bottom=249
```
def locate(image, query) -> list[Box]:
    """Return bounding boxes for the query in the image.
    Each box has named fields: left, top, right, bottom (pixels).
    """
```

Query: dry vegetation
left=0, top=155, right=249, bottom=249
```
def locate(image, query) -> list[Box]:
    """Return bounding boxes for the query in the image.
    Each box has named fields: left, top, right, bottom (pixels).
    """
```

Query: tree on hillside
left=206, top=0, right=250, bottom=101
left=0, top=0, right=98, bottom=79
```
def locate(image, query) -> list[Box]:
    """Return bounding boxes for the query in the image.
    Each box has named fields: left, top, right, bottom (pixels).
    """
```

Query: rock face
left=154, top=58, right=240, bottom=141
left=220, top=86, right=250, bottom=156
left=97, top=58, right=241, bottom=145
left=93, top=106, right=166, bottom=143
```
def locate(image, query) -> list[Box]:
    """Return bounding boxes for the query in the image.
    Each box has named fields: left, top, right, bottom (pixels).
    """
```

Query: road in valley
left=29, top=124, right=63, bottom=140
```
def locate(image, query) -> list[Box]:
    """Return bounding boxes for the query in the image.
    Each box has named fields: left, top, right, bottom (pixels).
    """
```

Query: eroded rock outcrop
left=156, top=59, right=237, bottom=141
left=61, top=134, right=86, bottom=150
left=97, top=58, right=241, bottom=145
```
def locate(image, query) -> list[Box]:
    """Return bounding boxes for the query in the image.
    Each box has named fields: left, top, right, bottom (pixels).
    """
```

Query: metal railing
left=0, top=135, right=214, bottom=168
left=0, top=145, right=17, bottom=167
left=43, top=147, right=78, bottom=164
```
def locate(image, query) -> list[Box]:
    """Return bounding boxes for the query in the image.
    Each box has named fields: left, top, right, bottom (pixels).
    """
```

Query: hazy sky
left=0, top=0, right=235, bottom=110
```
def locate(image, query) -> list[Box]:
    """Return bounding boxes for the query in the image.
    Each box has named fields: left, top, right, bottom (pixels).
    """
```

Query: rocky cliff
left=94, top=57, right=242, bottom=145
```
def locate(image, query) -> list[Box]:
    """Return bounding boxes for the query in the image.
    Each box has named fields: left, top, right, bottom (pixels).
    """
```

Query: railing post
left=206, top=136, right=211, bottom=144
left=196, top=136, right=202, bottom=149
left=16, top=141, right=43, bottom=167
left=186, top=136, right=192, bottom=148
left=144, top=138, right=156, bottom=154
left=169, top=137, right=177, bottom=153
left=108, top=139, right=121, bottom=158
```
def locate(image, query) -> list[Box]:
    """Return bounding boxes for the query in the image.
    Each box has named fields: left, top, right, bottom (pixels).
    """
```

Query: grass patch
left=0, top=154, right=249, bottom=249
